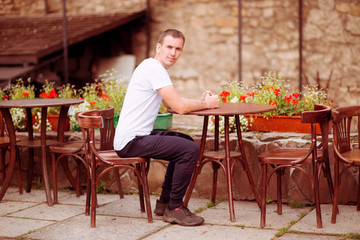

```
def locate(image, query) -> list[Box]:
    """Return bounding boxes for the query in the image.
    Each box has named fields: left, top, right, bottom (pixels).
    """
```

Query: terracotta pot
left=32, top=115, right=70, bottom=131
left=245, top=114, right=331, bottom=134
left=47, top=115, right=70, bottom=131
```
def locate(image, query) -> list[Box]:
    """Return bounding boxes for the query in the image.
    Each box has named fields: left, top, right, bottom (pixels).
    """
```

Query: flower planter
left=32, top=114, right=70, bottom=131
left=245, top=114, right=331, bottom=134
left=153, top=113, right=173, bottom=130
left=47, top=115, right=70, bottom=131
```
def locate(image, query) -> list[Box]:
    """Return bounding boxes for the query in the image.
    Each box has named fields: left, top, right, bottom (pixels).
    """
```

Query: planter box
left=153, top=113, right=173, bottom=130
left=32, top=114, right=70, bottom=131
left=245, top=114, right=331, bottom=134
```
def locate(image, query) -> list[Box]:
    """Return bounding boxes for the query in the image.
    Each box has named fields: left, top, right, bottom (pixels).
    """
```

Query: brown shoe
left=154, top=199, right=168, bottom=216
left=163, top=205, right=204, bottom=226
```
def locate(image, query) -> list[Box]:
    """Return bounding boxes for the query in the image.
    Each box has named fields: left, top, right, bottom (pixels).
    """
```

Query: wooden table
left=0, top=98, right=83, bottom=206
left=180, top=102, right=276, bottom=222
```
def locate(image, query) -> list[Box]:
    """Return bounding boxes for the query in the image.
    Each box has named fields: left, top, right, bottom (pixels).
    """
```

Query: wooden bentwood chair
left=50, top=108, right=124, bottom=204
left=78, top=109, right=153, bottom=227
left=0, top=111, right=22, bottom=194
left=259, top=104, right=334, bottom=228
left=331, top=105, right=360, bottom=224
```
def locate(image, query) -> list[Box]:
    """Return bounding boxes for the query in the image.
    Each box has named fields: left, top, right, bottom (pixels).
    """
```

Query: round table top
left=0, top=98, right=84, bottom=108
left=181, top=102, right=276, bottom=116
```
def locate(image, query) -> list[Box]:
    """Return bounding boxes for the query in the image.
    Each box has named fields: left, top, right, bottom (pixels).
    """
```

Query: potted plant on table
left=4, top=78, right=37, bottom=131
left=69, top=70, right=127, bottom=130
left=215, top=72, right=333, bottom=133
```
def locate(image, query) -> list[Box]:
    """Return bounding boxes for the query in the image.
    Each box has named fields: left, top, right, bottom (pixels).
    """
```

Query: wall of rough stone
left=1, top=0, right=359, bottom=105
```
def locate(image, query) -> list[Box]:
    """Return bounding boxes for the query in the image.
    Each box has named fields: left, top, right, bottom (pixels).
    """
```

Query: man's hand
left=203, top=91, right=219, bottom=109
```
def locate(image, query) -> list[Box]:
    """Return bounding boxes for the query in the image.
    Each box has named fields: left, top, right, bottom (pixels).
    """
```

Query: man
left=114, top=29, right=219, bottom=226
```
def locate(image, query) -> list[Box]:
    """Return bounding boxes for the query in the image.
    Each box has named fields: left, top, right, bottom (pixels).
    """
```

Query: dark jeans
left=116, top=130, right=199, bottom=209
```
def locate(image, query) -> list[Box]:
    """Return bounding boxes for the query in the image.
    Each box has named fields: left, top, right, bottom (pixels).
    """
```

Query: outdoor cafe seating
left=259, top=104, right=334, bottom=229
left=77, top=108, right=153, bottom=227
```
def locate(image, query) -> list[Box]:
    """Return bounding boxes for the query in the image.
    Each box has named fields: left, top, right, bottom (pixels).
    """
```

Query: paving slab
left=278, top=233, right=343, bottom=240
left=56, top=191, right=120, bottom=206
left=291, top=204, right=360, bottom=235
left=8, top=203, right=84, bottom=221
left=0, top=216, right=54, bottom=238
left=144, top=224, right=278, bottom=240
left=25, top=214, right=168, bottom=240
left=0, top=200, right=39, bottom=216
left=199, top=201, right=310, bottom=229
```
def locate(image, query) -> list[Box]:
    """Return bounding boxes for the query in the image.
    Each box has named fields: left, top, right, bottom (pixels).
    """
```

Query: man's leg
left=116, top=131, right=204, bottom=226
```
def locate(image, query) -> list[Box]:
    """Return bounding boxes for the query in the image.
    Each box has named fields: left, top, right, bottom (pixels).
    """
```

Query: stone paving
left=0, top=187, right=359, bottom=240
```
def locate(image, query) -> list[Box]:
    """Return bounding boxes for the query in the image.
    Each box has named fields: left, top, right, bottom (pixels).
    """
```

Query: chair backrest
left=78, top=107, right=115, bottom=156
left=301, top=104, right=332, bottom=162
left=98, top=107, right=115, bottom=151
left=331, top=105, right=360, bottom=154
left=0, top=111, right=5, bottom=137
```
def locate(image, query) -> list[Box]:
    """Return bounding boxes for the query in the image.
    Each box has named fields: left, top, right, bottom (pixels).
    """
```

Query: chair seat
left=96, top=150, right=149, bottom=165
left=341, top=149, right=360, bottom=165
left=259, top=148, right=322, bottom=165
left=16, top=139, right=59, bottom=148
left=204, top=150, right=242, bottom=159
left=49, top=141, right=84, bottom=154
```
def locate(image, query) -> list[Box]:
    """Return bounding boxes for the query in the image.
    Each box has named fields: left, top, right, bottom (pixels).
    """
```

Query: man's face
left=155, top=35, right=184, bottom=69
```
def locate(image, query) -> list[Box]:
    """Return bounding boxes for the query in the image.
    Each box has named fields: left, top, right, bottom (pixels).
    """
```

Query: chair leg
left=15, top=149, right=23, bottom=194
left=1, top=149, right=5, bottom=183
left=331, top=158, right=339, bottom=224
left=140, top=163, right=153, bottom=223
left=90, top=163, right=97, bottom=228
left=26, top=148, right=34, bottom=192
left=211, top=162, right=219, bottom=203
left=260, top=163, right=267, bottom=228
left=357, top=167, right=360, bottom=211
left=114, top=169, right=124, bottom=199
left=276, top=169, right=282, bottom=215
left=52, top=153, right=59, bottom=204
left=85, top=172, right=91, bottom=216
left=75, top=159, right=81, bottom=197
left=136, top=164, right=145, bottom=212
left=313, top=162, right=323, bottom=228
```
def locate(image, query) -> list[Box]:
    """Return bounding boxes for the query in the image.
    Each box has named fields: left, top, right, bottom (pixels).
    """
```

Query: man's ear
left=156, top=43, right=161, bottom=53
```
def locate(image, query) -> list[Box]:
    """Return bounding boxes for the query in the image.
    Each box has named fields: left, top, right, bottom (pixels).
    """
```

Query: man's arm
left=158, top=85, right=219, bottom=114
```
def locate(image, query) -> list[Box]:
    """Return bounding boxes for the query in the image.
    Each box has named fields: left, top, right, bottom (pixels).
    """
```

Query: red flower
left=270, top=100, right=277, bottom=106
left=273, top=89, right=281, bottom=95
left=89, top=101, right=96, bottom=106
left=4, top=95, right=8, bottom=99
left=292, top=99, right=299, bottom=105
left=219, top=91, right=230, bottom=97
left=239, top=95, right=247, bottom=102
left=292, top=92, right=300, bottom=98
left=101, top=93, right=110, bottom=101
left=48, top=89, right=58, bottom=98
left=247, top=91, right=256, bottom=97
left=284, top=95, right=292, bottom=103
left=21, top=92, right=29, bottom=97
left=40, top=92, right=48, bottom=98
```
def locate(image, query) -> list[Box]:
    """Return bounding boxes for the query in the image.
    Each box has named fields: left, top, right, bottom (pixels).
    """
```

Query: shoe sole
left=163, top=215, right=205, bottom=226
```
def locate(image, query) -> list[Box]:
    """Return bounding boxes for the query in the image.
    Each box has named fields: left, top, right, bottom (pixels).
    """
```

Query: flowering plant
left=215, top=72, right=333, bottom=132
left=219, top=72, right=332, bottom=117
left=70, top=70, right=127, bottom=129
left=3, top=78, right=36, bottom=131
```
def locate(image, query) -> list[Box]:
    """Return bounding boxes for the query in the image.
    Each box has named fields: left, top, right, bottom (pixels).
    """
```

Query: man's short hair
left=158, top=29, right=185, bottom=45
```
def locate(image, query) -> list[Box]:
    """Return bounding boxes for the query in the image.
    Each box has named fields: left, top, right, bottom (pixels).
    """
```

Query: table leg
left=41, top=107, right=53, bottom=206
left=224, top=116, right=236, bottom=222
left=235, top=115, right=261, bottom=209
left=0, top=109, right=17, bottom=201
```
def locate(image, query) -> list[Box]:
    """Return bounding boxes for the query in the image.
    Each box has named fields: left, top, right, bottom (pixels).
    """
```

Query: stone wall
left=14, top=129, right=358, bottom=205
left=1, top=0, right=360, bottom=106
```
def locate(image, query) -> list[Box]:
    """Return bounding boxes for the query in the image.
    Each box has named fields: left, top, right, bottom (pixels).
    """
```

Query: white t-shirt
left=113, top=58, right=173, bottom=151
